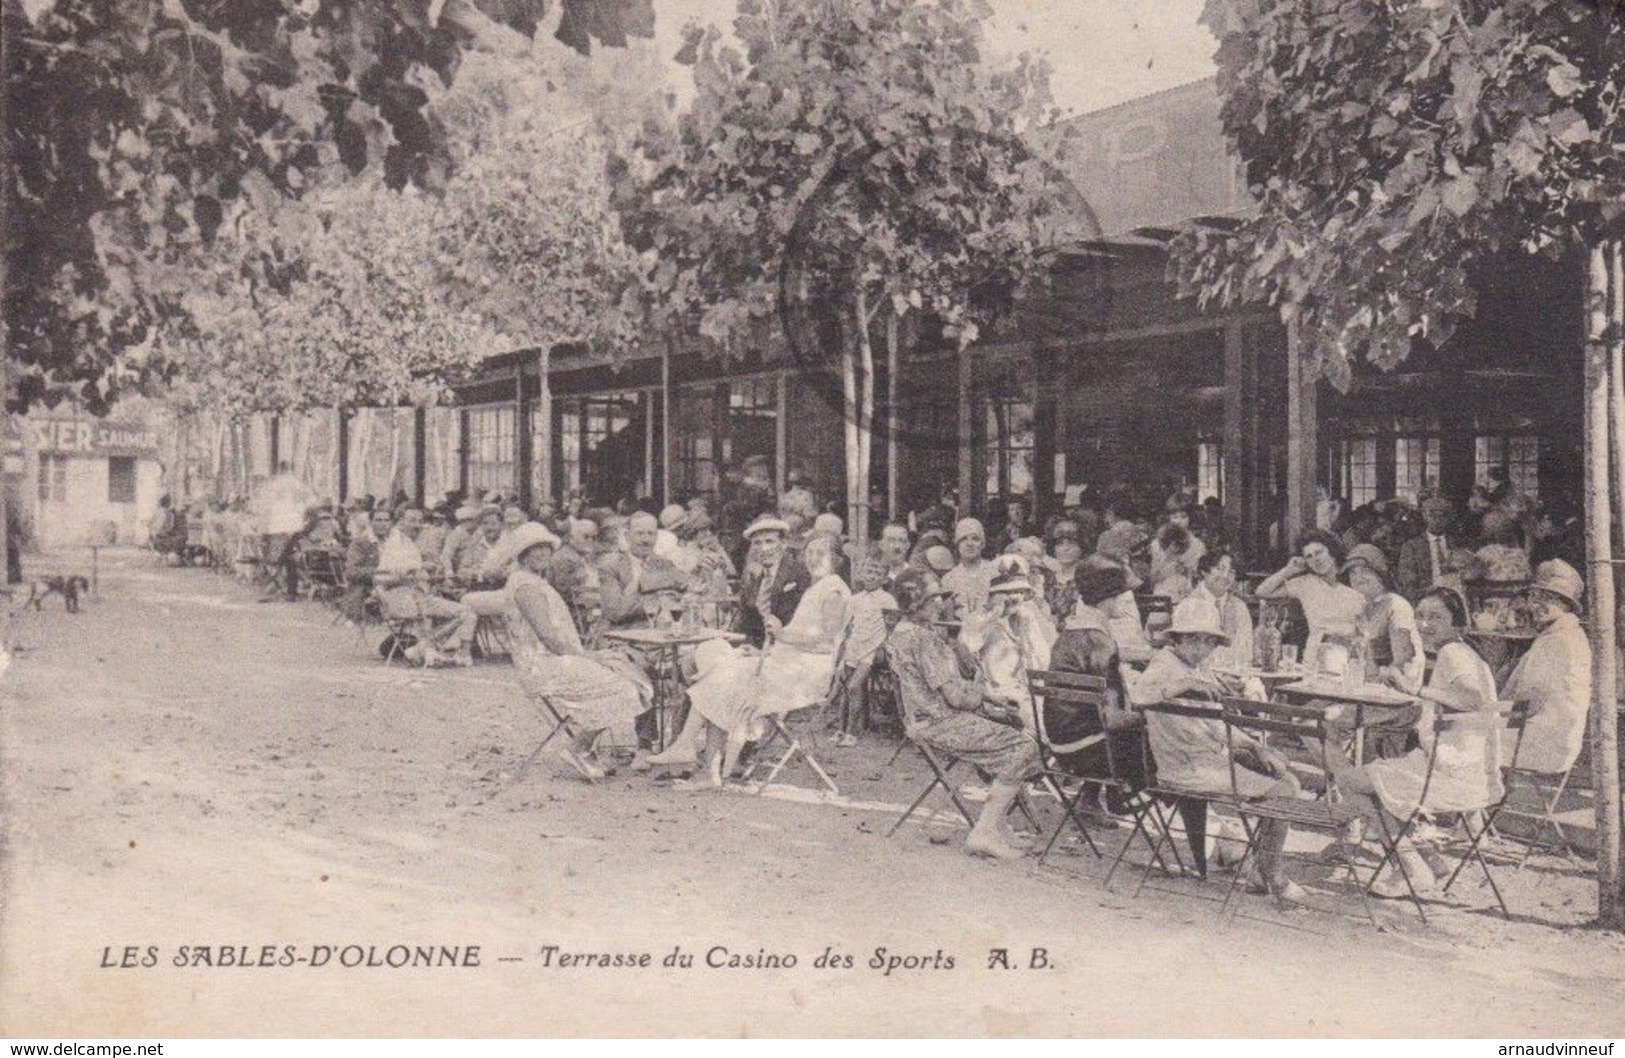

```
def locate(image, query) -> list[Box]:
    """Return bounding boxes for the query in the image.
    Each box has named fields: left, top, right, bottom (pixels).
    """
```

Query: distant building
left=18, top=411, right=164, bottom=549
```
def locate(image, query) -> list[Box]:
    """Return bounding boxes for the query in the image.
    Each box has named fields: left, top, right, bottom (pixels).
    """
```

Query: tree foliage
left=1171, top=0, right=1625, bottom=388
left=153, top=28, right=652, bottom=419
left=5, top=0, right=653, bottom=411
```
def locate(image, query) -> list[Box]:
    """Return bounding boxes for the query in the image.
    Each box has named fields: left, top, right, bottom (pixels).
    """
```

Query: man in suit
left=734, top=516, right=809, bottom=648
left=597, top=511, right=687, bottom=629
left=1397, top=493, right=1456, bottom=600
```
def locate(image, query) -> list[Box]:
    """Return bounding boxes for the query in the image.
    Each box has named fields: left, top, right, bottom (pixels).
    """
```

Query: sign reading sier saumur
left=32, top=419, right=158, bottom=456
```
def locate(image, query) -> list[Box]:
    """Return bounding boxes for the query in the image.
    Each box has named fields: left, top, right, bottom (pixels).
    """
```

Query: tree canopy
left=1172, top=0, right=1625, bottom=389
left=5, top=0, right=653, bottom=412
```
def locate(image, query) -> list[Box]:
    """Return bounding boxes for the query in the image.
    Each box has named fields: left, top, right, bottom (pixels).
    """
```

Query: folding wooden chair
left=484, top=696, right=586, bottom=799
left=886, top=737, right=1042, bottom=837
left=741, top=708, right=841, bottom=795
left=1218, top=697, right=1383, bottom=925
left=1025, top=669, right=1112, bottom=864
left=1107, top=699, right=1219, bottom=895
left=1395, top=702, right=1532, bottom=918
left=299, top=548, right=346, bottom=602
left=1490, top=729, right=1583, bottom=871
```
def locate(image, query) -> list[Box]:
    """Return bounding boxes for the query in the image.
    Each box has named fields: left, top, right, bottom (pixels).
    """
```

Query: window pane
left=1344, top=438, right=1378, bottom=507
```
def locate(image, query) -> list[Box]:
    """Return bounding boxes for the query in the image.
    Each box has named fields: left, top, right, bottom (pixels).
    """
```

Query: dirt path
left=3, top=550, right=1623, bottom=1037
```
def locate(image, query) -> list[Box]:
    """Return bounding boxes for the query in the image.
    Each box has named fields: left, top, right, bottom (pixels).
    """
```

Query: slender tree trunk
left=840, top=312, right=861, bottom=538
left=1585, top=240, right=1622, bottom=929
left=886, top=312, right=900, bottom=524
left=355, top=408, right=374, bottom=500
left=852, top=289, right=878, bottom=546
left=211, top=416, right=227, bottom=500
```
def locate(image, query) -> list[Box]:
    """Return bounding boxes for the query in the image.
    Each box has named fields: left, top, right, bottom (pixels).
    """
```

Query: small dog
left=26, top=574, right=90, bottom=613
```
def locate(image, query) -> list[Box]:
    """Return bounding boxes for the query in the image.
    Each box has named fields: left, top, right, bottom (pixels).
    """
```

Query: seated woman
left=1342, top=543, right=1426, bottom=758
left=648, top=534, right=850, bottom=785
left=501, top=523, right=653, bottom=781
left=1129, top=595, right=1306, bottom=906
left=1073, top=556, right=1154, bottom=666
left=1500, top=559, right=1592, bottom=775
left=1255, top=529, right=1366, bottom=664
left=959, top=556, right=1057, bottom=728
left=1047, top=565, right=1148, bottom=819
left=1323, top=588, right=1503, bottom=897
left=1187, top=548, right=1254, bottom=671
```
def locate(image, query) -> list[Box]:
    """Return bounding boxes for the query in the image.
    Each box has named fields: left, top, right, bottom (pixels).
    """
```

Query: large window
left=465, top=405, right=517, bottom=496
left=556, top=393, right=644, bottom=505
left=673, top=383, right=720, bottom=499
left=107, top=456, right=136, bottom=504
left=1475, top=434, right=1540, bottom=498
left=1393, top=436, right=1441, bottom=502
left=1340, top=438, right=1380, bottom=508
left=37, top=455, right=66, bottom=503
left=984, top=395, right=1035, bottom=498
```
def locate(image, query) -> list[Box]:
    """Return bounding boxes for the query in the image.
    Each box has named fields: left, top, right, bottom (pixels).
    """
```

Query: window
left=465, top=405, right=516, bottom=496
left=107, top=456, right=137, bottom=504
left=1475, top=434, right=1540, bottom=498
left=1196, top=442, right=1225, bottom=504
left=1393, top=437, right=1440, bottom=502
left=37, top=455, right=67, bottom=503
left=984, top=395, right=1035, bottom=498
left=555, top=394, right=642, bottom=503
left=1341, top=438, right=1379, bottom=508
left=673, top=383, right=720, bottom=498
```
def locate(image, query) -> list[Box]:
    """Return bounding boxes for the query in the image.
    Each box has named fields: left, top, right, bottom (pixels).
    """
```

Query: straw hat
left=743, top=516, right=791, bottom=539
left=658, top=504, right=688, bottom=531
left=1168, top=594, right=1228, bottom=642
left=988, top=556, right=1033, bottom=595
left=499, top=522, right=561, bottom=568
left=1530, top=558, right=1584, bottom=609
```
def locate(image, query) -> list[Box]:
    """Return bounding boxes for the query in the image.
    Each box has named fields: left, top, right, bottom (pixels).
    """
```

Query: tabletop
left=1212, top=663, right=1309, bottom=685
left=603, top=627, right=746, bottom=648
left=1274, top=677, right=1417, bottom=708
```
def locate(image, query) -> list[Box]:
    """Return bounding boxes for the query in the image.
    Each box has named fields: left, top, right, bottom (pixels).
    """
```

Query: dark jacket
left=736, top=553, right=810, bottom=647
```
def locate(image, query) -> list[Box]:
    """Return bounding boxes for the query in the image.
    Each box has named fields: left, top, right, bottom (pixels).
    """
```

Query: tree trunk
left=841, top=311, right=861, bottom=538
left=355, top=408, right=374, bottom=500
left=1585, top=240, right=1622, bottom=929
left=855, top=294, right=876, bottom=545
left=886, top=312, right=900, bottom=524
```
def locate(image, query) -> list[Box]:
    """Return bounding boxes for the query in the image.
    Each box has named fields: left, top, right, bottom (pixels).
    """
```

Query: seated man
left=735, top=516, right=809, bottom=648
left=1129, top=595, right=1305, bottom=905
left=886, top=569, right=1040, bottom=861
left=597, top=511, right=688, bottom=630
left=438, top=503, right=483, bottom=574
left=375, top=507, right=476, bottom=667
left=341, top=507, right=391, bottom=623
left=456, top=507, right=512, bottom=621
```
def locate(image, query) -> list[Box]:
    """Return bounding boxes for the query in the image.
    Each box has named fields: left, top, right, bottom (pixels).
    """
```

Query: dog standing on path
left=25, top=574, right=90, bottom=613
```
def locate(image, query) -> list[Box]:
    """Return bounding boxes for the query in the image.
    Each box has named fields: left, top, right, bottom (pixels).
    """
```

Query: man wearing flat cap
left=734, top=515, right=808, bottom=648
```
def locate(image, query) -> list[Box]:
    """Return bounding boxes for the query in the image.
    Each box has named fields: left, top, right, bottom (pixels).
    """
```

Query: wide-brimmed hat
left=500, top=522, right=561, bottom=567
left=923, top=545, right=956, bottom=574
left=454, top=503, right=481, bottom=521
left=988, top=556, right=1032, bottom=595
left=658, top=504, right=688, bottom=531
left=1529, top=558, right=1584, bottom=609
left=1341, top=543, right=1391, bottom=579
left=1074, top=559, right=1130, bottom=607
left=744, top=516, right=791, bottom=539
left=1168, top=594, right=1228, bottom=642
left=893, top=569, right=950, bottom=613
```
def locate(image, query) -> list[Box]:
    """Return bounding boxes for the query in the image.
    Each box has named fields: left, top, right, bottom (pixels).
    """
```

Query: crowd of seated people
left=152, top=464, right=1595, bottom=902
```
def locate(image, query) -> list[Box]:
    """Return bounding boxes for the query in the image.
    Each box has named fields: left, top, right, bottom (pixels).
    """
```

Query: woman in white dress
left=1326, top=587, right=1502, bottom=897
left=649, top=534, right=850, bottom=785
left=501, top=523, right=652, bottom=781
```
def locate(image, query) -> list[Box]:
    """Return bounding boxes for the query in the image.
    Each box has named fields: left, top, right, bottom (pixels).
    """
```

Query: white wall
left=32, top=452, right=162, bottom=549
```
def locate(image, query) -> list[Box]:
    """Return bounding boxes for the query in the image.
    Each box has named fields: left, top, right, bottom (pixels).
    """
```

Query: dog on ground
left=26, top=574, right=90, bottom=613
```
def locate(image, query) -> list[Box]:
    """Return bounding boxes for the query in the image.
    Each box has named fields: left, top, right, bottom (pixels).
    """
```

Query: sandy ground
left=2, top=549, right=1624, bottom=1038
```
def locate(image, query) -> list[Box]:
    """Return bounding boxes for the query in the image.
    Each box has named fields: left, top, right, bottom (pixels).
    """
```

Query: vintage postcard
left=3, top=0, right=1623, bottom=1040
